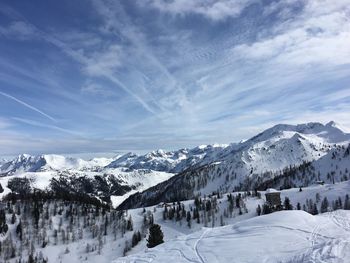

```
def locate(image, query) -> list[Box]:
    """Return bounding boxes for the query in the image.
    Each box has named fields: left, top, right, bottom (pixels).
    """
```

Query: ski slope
left=114, top=210, right=350, bottom=263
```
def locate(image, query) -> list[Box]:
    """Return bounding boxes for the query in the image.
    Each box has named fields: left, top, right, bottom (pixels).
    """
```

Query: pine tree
left=186, top=211, right=191, bottom=228
left=283, top=197, right=293, bottom=210
left=312, top=203, right=319, bottom=215
left=163, top=206, right=168, bottom=220
left=126, top=215, right=133, bottom=231
left=220, top=215, right=225, bottom=226
left=320, top=197, right=329, bottom=213
left=28, top=254, right=35, bottom=263
left=0, top=210, right=8, bottom=235
left=11, top=213, right=16, bottom=224
left=132, top=232, right=139, bottom=247
left=16, top=220, right=23, bottom=241
left=146, top=224, right=164, bottom=248
left=256, top=204, right=261, bottom=216
left=344, top=194, right=350, bottom=210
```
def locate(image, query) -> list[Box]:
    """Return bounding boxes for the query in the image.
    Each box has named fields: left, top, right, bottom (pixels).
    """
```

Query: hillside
left=118, top=123, right=350, bottom=209
left=115, top=210, right=350, bottom=263
left=1, top=179, right=350, bottom=263
left=1, top=121, right=349, bottom=211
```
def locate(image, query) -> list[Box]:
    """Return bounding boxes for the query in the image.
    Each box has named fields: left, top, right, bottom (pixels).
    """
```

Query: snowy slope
left=119, top=123, right=350, bottom=209
left=0, top=168, right=174, bottom=208
left=2, top=178, right=350, bottom=263
left=121, top=180, right=350, bottom=263
left=115, top=210, right=350, bottom=263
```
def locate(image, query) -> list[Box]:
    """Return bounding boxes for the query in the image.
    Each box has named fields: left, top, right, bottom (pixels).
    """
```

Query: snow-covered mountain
left=1, top=121, right=350, bottom=210
left=0, top=154, right=115, bottom=175
left=109, top=121, right=349, bottom=176
left=1, top=119, right=350, bottom=263
left=0, top=145, right=230, bottom=175
left=2, top=121, right=348, bottom=177
left=118, top=122, right=350, bottom=209
left=106, top=144, right=230, bottom=173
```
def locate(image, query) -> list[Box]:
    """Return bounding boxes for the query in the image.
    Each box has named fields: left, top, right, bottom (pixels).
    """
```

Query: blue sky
left=0, top=0, right=350, bottom=156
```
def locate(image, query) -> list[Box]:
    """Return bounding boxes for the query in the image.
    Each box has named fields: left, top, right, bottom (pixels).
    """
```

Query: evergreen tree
left=283, top=197, right=293, bottom=210
left=146, top=224, right=164, bottom=248
left=186, top=211, right=191, bottom=228
left=163, top=206, right=168, bottom=220
left=344, top=194, right=350, bottom=210
left=126, top=215, right=133, bottom=231
left=312, top=203, right=319, bottom=215
left=16, top=220, right=23, bottom=241
left=132, top=232, right=139, bottom=247
left=11, top=213, right=16, bottom=224
left=0, top=210, right=8, bottom=235
left=256, top=204, right=261, bottom=216
left=320, top=197, right=329, bottom=213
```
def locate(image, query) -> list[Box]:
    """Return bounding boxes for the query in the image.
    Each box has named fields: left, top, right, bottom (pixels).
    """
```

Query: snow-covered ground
left=0, top=168, right=174, bottom=207
left=1, top=121, right=350, bottom=262
left=1, top=180, right=350, bottom=262
left=114, top=181, right=350, bottom=263
left=115, top=210, right=350, bottom=263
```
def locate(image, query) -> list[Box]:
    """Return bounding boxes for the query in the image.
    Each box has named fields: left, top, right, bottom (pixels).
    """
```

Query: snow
left=265, top=188, right=279, bottom=193
left=115, top=210, right=350, bottom=263
left=113, top=180, right=350, bottom=262
left=0, top=167, right=174, bottom=208
left=1, top=121, right=350, bottom=262
left=1, top=179, right=350, bottom=263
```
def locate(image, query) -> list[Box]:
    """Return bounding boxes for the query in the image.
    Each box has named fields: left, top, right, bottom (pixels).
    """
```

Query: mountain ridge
left=2, top=121, right=347, bottom=176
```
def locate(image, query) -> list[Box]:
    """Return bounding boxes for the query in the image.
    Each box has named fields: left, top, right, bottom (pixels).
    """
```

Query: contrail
left=0, top=3, right=158, bottom=115
left=13, top=117, right=82, bottom=136
left=39, top=31, right=158, bottom=115
left=0, top=91, right=56, bottom=121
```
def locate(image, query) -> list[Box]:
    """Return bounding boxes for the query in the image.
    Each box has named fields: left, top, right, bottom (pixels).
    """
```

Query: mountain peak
left=326, top=121, right=337, bottom=127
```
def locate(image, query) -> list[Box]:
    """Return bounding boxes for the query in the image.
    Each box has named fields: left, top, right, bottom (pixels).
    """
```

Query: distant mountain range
left=1, top=121, right=350, bottom=209
left=117, top=121, right=350, bottom=209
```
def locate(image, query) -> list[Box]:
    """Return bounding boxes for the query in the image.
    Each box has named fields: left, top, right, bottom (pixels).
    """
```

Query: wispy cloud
left=139, top=0, right=257, bottom=20
left=0, top=0, right=349, bottom=155
left=0, top=20, right=37, bottom=40
left=12, top=117, right=82, bottom=136
left=0, top=91, right=56, bottom=121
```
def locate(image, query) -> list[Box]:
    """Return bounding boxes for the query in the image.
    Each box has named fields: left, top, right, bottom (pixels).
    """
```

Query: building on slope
left=265, top=188, right=281, bottom=208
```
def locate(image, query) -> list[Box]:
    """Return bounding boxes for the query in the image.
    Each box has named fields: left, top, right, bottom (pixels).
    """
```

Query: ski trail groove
left=194, top=228, right=210, bottom=263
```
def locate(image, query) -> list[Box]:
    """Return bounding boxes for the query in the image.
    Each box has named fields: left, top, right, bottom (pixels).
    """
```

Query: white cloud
left=83, top=44, right=123, bottom=76
left=81, top=81, right=115, bottom=97
left=0, top=1, right=349, bottom=155
left=0, top=117, right=12, bottom=130
left=232, top=2, right=350, bottom=67
left=0, top=21, right=37, bottom=40
left=140, top=0, right=257, bottom=20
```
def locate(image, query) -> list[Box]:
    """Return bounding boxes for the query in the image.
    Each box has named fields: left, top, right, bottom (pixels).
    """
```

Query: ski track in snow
left=308, top=211, right=349, bottom=263
left=194, top=228, right=210, bottom=263
left=118, top=210, right=350, bottom=263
